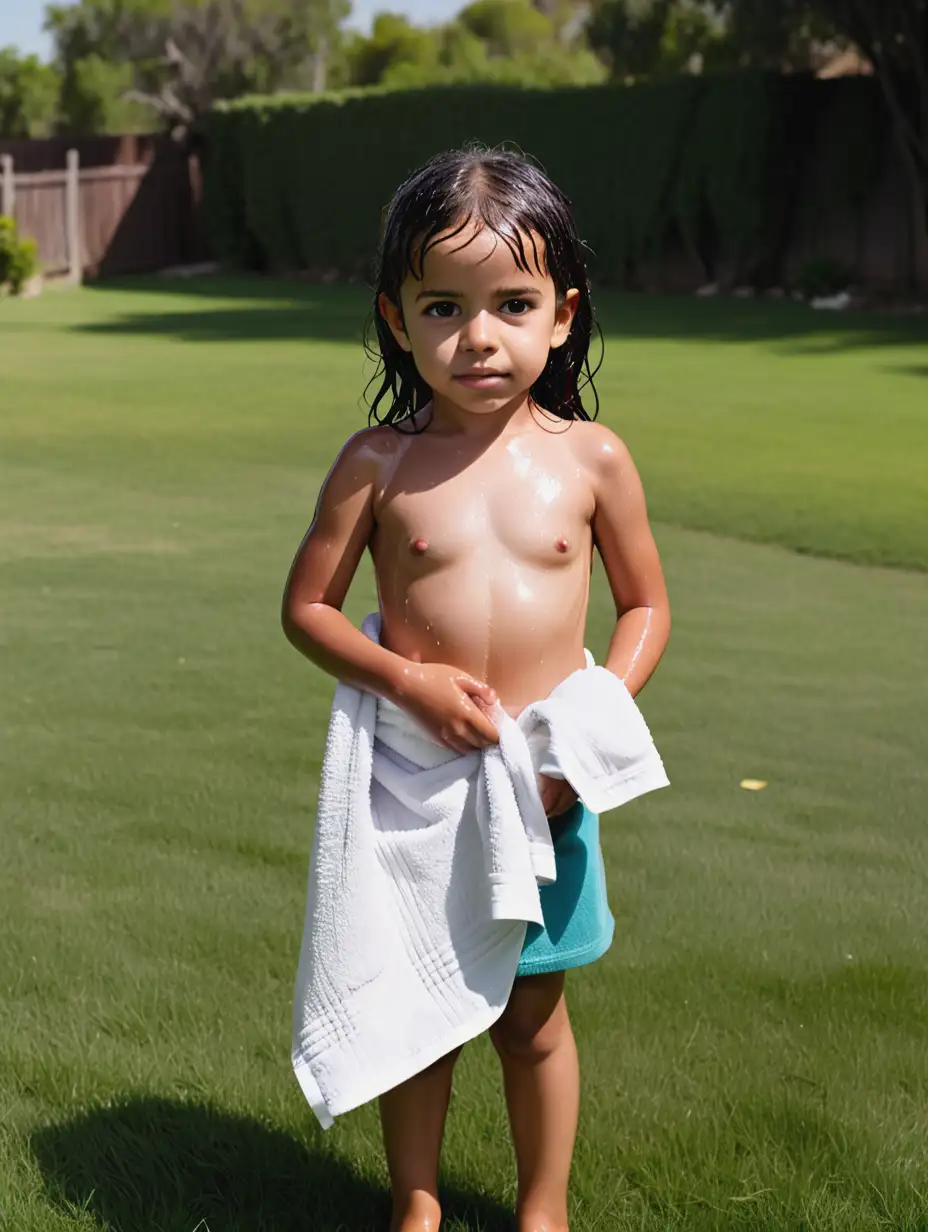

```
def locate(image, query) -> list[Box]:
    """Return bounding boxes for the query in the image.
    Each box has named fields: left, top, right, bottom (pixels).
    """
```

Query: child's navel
left=411, top=536, right=429, bottom=554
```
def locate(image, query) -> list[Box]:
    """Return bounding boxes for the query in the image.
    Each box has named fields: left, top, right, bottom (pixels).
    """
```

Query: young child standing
left=282, top=147, right=671, bottom=1232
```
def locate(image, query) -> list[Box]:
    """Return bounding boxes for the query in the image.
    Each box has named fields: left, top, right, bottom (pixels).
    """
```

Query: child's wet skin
left=371, top=419, right=595, bottom=715
left=280, top=148, right=672, bottom=1232
left=367, top=217, right=619, bottom=715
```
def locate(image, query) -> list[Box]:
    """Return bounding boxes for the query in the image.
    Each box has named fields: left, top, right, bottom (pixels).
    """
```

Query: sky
left=0, top=0, right=459, bottom=59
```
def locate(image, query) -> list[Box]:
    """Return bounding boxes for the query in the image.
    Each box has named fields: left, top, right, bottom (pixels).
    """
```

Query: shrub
left=795, top=256, right=856, bottom=300
left=0, top=216, right=40, bottom=295
left=202, top=75, right=884, bottom=292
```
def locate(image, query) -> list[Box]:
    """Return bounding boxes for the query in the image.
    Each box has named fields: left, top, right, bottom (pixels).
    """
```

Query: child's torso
left=370, top=419, right=597, bottom=713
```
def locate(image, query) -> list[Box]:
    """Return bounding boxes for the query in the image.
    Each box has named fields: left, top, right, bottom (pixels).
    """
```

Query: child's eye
left=501, top=299, right=533, bottom=315
left=424, top=301, right=459, bottom=318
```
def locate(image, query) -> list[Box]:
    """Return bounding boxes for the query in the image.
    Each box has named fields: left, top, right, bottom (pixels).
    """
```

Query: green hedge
left=203, top=74, right=886, bottom=288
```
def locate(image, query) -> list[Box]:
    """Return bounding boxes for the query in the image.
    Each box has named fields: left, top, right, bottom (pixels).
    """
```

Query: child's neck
left=427, top=391, right=543, bottom=439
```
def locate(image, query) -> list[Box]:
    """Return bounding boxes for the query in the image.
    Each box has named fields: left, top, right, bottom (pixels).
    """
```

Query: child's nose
left=460, top=311, right=498, bottom=352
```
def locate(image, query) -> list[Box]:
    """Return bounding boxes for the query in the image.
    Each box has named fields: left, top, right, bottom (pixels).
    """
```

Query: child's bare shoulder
left=565, top=419, right=635, bottom=480
left=329, top=423, right=404, bottom=482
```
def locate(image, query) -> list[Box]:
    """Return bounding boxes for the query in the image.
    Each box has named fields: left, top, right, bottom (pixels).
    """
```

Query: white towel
left=292, top=613, right=669, bottom=1128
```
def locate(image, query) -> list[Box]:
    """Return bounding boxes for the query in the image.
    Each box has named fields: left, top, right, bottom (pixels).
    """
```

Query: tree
left=55, top=56, right=150, bottom=134
left=713, top=1, right=839, bottom=70
left=458, top=0, right=556, bottom=56
left=0, top=47, right=60, bottom=137
left=727, top=0, right=927, bottom=280
left=45, top=0, right=349, bottom=137
left=586, top=0, right=839, bottom=79
left=343, top=0, right=606, bottom=87
left=658, top=4, right=729, bottom=72
left=344, top=14, right=441, bottom=87
left=586, top=0, right=671, bottom=78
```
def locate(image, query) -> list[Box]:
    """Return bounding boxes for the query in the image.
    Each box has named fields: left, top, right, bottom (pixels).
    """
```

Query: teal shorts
left=517, top=801, right=614, bottom=977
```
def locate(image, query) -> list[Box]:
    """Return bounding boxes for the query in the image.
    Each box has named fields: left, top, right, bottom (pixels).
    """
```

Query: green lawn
left=1, top=280, right=926, bottom=1231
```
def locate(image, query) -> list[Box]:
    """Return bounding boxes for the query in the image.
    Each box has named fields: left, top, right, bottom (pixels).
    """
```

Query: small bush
left=0, top=216, right=40, bottom=295
left=795, top=255, right=855, bottom=300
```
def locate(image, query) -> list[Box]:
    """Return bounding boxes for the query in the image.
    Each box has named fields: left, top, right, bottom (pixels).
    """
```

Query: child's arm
left=281, top=431, right=408, bottom=699
left=588, top=427, right=671, bottom=697
left=539, top=424, right=671, bottom=820
left=282, top=430, right=499, bottom=752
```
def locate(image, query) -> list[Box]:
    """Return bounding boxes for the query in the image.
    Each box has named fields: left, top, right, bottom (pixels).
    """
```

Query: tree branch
left=124, top=85, right=194, bottom=125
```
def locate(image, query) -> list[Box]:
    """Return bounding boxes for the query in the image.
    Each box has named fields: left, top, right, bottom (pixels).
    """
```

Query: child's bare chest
left=373, top=435, right=594, bottom=569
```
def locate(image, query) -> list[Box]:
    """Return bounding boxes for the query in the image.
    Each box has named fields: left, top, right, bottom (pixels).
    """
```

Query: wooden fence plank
left=66, top=149, right=81, bottom=282
left=4, top=141, right=207, bottom=278
left=1, top=153, right=14, bottom=216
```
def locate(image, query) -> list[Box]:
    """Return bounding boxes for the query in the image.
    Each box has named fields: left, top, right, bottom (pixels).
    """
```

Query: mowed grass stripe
left=1, top=281, right=926, bottom=1229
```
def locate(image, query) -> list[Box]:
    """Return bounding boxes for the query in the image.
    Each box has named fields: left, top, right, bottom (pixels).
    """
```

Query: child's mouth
left=453, top=372, right=509, bottom=389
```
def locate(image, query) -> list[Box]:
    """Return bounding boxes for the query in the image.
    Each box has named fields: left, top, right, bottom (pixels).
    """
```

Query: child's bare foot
left=390, top=1190, right=442, bottom=1231
left=517, top=1211, right=569, bottom=1232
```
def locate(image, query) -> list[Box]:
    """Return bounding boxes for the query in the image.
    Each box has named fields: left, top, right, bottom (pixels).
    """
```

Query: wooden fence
left=0, top=136, right=207, bottom=279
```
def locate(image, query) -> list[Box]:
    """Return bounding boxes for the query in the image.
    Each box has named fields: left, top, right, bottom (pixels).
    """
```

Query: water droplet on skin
left=535, top=474, right=562, bottom=505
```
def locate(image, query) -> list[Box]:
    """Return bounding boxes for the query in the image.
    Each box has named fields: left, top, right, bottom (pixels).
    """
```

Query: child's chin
left=449, top=386, right=524, bottom=410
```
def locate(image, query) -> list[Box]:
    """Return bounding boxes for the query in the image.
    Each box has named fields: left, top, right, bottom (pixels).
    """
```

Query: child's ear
left=550, top=288, right=580, bottom=350
left=378, top=293, right=413, bottom=353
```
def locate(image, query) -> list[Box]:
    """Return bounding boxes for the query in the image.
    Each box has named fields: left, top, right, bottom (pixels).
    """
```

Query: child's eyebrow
left=415, top=286, right=541, bottom=301
left=494, top=287, right=542, bottom=299
left=416, top=289, right=463, bottom=301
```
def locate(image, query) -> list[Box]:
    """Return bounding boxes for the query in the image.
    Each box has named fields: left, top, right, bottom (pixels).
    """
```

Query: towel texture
left=292, top=613, right=668, bottom=1128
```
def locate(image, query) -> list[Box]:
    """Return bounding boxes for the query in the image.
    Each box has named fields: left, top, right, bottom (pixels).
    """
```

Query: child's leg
left=490, top=972, right=578, bottom=1232
left=379, top=1046, right=462, bottom=1232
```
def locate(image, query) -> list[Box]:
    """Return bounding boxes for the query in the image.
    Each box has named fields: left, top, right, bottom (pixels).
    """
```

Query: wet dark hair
left=366, top=146, right=600, bottom=429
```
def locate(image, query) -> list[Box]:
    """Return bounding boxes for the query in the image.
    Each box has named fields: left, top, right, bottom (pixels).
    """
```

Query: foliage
left=586, top=0, right=844, bottom=79
left=529, top=0, right=590, bottom=36
left=673, top=72, right=816, bottom=285
left=808, top=76, right=885, bottom=213
left=795, top=254, right=855, bottom=298
left=57, top=53, right=149, bottom=134
left=342, top=0, right=605, bottom=89
left=658, top=3, right=730, bottom=73
left=45, top=0, right=350, bottom=137
left=343, top=15, right=442, bottom=88
left=717, top=0, right=840, bottom=70
left=726, top=0, right=927, bottom=273
left=0, top=215, right=40, bottom=295
left=0, top=47, right=59, bottom=137
left=586, top=0, right=676, bottom=79
left=205, top=73, right=887, bottom=290
left=377, top=44, right=607, bottom=88
left=458, top=0, right=556, bottom=55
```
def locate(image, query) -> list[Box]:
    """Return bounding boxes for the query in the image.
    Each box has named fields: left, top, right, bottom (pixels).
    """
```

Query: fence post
left=1, top=154, right=14, bottom=218
left=66, top=148, right=82, bottom=283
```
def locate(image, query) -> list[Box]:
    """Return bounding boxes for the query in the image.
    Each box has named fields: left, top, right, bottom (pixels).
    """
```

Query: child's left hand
left=538, top=773, right=579, bottom=820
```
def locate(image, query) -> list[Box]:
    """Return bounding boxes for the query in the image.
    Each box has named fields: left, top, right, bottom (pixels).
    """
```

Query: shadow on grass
left=78, top=277, right=370, bottom=347
left=31, top=1095, right=511, bottom=1232
left=72, top=276, right=928, bottom=354
left=884, top=362, right=928, bottom=379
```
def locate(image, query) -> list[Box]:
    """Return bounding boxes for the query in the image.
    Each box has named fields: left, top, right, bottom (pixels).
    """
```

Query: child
left=282, top=146, right=671, bottom=1232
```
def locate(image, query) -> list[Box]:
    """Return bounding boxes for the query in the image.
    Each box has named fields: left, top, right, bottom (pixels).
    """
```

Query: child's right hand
left=396, top=664, right=500, bottom=754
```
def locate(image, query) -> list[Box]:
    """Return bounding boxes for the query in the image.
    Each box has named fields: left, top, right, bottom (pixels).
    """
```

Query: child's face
left=380, top=222, right=578, bottom=417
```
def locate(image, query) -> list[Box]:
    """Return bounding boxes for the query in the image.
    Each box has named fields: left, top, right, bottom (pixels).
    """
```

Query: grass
left=1, top=278, right=926, bottom=1230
